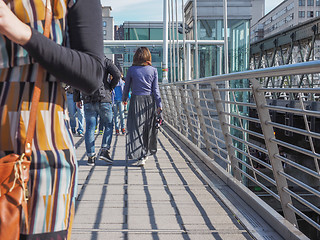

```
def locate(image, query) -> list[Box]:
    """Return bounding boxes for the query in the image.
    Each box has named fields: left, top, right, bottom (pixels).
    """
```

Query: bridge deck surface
left=71, top=129, right=252, bottom=240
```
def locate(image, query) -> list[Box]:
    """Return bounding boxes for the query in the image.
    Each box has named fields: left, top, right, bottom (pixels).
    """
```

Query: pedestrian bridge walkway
left=71, top=127, right=289, bottom=240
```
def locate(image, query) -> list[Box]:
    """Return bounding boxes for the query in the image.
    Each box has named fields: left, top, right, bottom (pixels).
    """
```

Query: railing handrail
left=103, top=39, right=224, bottom=46
left=159, top=64, right=320, bottom=239
left=161, top=60, right=320, bottom=86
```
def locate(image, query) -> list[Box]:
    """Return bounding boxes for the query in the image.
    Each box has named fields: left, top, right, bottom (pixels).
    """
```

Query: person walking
left=113, top=75, right=126, bottom=135
left=76, top=58, right=121, bottom=166
left=65, top=85, right=85, bottom=136
left=0, top=0, right=106, bottom=239
left=122, top=47, right=162, bottom=167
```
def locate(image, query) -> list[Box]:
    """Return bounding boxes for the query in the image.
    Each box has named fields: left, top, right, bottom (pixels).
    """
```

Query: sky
left=101, top=0, right=284, bottom=26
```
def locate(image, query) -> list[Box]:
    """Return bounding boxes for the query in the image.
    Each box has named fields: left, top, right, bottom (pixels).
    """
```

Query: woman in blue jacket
left=122, top=47, right=162, bottom=167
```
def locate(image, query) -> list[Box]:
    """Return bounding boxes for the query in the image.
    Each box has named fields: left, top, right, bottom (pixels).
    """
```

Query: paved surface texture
left=71, top=128, right=252, bottom=240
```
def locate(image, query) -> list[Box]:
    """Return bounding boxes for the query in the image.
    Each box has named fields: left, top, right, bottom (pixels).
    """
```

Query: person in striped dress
left=0, top=0, right=105, bottom=239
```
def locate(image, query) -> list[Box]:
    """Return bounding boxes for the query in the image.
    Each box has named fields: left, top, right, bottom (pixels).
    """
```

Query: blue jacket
left=113, top=79, right=124, bottom=102
left=122, top=65, right=162, bottom=108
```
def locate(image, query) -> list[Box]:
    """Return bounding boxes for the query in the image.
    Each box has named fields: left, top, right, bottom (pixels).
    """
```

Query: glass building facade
left=105, top=1, right=252, bottom=83
left=122, top=21, right=183, bottom=83
left=183, top=0, right=252, bottom=168
left=120, top=19, right=250, bottom=82
left=124, top=27, right=164, bottom=40
left=187, top=18, right=250, bottom=78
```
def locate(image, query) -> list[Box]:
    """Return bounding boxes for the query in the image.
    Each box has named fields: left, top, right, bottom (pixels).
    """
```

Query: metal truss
left=250, top=17, right=320, bottom=91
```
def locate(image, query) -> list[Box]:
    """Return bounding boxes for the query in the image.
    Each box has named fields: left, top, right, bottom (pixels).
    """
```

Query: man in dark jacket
left=75, top=57, right=121, bottom=165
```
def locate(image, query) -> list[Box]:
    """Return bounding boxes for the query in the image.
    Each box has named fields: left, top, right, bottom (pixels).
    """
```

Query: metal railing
left=159, top=60, right=320, bottom=239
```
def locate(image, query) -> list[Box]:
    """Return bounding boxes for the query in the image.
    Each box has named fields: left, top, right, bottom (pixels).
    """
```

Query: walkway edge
left=162, top=123, right=309, bottom=240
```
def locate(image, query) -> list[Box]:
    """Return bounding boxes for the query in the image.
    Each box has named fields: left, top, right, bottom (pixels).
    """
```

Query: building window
left=103, top=30, right=106, bottom=35
left=299, top=11, right=305, bottom=18
left=316, top=11, right=320, bottom=16
left=299, top=0, right=305, bottom=6
left=103, top=21, right=107, bottom=27
left=264, top=18, right=271, bottom=26
left=287, top=3, right=294, bottom=11
left=307, top=11, right=314, bottom=17
left=317, top=0, right=320, bottom=6
left=307, top=0, right=314, bottom=5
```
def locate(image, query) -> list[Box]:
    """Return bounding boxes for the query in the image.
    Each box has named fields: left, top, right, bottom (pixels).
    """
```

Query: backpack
left=82, top=84, right=109, bottom=103
left=82, top=57, right=118, bottom=103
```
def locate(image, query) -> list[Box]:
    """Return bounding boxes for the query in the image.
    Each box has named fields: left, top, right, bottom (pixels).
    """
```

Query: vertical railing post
left=186, top=43, right=191, bottom=80
left=178, top=85, right=196, bottom=142
left=162, top=86, right=174, bottom=126
left=251, top=79, right=298, bottom=226
left=168, top=85, right=180, bottom=128
left=170, top=85, right=185, bottom=134
left=167, top=86, right=178, bottom=128
left=190, top=84, right=212, bottom=155
left=160, top=86, right=169, bottom=124
left=210, top=82, right=242, bottom=181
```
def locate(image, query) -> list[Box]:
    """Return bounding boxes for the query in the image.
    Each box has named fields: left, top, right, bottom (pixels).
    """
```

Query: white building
left=102, top=6, right=114, bottom=41
left=102, top=6, right=114, bottom=60
left=251, top=0, right=320, bottom=43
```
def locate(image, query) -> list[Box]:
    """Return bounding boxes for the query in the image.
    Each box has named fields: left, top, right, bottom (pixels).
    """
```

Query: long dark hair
left=132, top=47, right=152, bottom=66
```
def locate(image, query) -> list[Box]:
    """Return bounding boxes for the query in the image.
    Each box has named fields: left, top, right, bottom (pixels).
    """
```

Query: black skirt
left=126, top=94, right=158, bottom=159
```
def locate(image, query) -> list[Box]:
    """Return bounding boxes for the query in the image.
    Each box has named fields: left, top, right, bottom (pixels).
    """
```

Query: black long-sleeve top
left=23, top=0, right=104, bottom=95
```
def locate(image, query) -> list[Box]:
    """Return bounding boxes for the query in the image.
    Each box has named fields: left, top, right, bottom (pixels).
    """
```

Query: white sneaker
left=136, top=156, right=148, bottom=167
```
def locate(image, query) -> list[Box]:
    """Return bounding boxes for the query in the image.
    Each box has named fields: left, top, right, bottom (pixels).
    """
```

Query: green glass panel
left=150, top=28, right=163, bottom=40
left=129, top=28, right=149, bottom=40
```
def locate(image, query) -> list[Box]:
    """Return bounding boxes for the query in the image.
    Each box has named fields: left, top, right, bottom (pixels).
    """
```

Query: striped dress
left=0, top=0, right=78, bottom=239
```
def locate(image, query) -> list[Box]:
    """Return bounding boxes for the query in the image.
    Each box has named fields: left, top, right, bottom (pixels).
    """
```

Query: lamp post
left=223, top=0, right=230, bottom=175
left=223, top=0, right=228, bottom=74
left=182, top=0, right=187, bottom=81
left=163, top=0, right=169, bottom=83
left=194, top=0, right=199, bottom=79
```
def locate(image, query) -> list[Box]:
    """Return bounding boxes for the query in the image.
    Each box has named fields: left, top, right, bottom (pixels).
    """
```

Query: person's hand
left=76, top=101, right=82, bottom=109
left=157, top=107, right=162, bottom=114
left=0, top=1, right=32, bottom=45
left=122, top=101, right=127, bottom=106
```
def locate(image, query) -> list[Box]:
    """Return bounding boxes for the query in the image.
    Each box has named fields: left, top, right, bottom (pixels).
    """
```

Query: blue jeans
left=66, top=92, right=84, bottom=133
left=96, top=115, right=104, bottom=132
left=84, top=102, right=113, bottom=156
left=113, top=100, right=124, bottom=130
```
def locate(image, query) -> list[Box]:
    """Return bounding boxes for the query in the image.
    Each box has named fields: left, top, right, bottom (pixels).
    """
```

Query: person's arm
left=0, top=0, right=105, bottom=95
left=73, top=89, right=83, bottom=109
left=0, top=1, right=31, bottom=45
left=105, top=58, right=121, bottom=90
left=151, top=68, right=162, bottom=109
left=73, top=89, right=81, bottom=103
left=122, top=69, right=132, bottom=103
left=120, top=79, right=125, bottom=93
left=24, top=0, right=105, bottom=94
left=23, top=29, right=104, bottom=95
